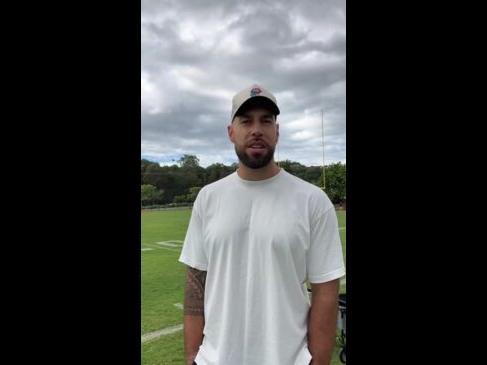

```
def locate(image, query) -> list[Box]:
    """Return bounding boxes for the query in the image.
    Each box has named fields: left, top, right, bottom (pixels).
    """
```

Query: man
left=179, top=84, right=345, bottom=365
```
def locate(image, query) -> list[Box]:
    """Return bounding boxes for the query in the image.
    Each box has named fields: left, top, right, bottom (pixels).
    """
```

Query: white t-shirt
left=179, top=168, right=345, bottom=365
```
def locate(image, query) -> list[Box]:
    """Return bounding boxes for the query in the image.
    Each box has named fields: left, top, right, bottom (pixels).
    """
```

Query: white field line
left=156, top=242, right=182, bottom=248
left=141, top=324, right=183, bottom=343
left=141, top=248, right=154, bottom=251
left=141, top=241, right=181, bottom=252
left=141, top=304, right=185, bottom=343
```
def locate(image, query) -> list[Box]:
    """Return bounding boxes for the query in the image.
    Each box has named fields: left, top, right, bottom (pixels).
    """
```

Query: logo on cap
left=250, top=87, right=262, bottom=97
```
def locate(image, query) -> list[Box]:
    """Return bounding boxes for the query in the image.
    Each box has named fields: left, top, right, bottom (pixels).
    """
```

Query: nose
left=250, top=122, right=264, bottom=136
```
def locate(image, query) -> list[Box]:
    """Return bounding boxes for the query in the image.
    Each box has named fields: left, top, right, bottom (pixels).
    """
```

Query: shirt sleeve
left=178, top=192, right=208, bottom=271
left=306, top=203, right=346, bottom=284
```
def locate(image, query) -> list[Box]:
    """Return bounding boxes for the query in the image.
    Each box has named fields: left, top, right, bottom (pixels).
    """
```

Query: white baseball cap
left=230, top=84, right=280, bottom=122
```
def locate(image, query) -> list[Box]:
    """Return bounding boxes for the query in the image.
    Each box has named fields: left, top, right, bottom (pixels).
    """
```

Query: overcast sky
left=141, top=0, right=345, bottom=168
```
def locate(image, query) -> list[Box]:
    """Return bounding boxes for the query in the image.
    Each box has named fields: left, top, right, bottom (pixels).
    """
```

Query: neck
left=236, top=160, right=281, bottom=181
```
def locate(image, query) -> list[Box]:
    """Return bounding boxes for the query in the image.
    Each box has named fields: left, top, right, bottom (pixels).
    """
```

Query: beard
left=235, top=144, right=275, bottom=169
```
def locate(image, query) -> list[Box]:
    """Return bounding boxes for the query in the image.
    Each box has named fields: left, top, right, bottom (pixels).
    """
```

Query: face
left=228, top=108, right=279, bottom=169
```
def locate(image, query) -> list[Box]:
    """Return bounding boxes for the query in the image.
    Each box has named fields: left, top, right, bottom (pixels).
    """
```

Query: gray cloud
left=142, top=0, right=346, bottom=167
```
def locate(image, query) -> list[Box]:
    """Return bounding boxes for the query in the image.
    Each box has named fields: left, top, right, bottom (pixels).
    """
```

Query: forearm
left=183, top=266, right=207, bottom=365
left=184, top=314, right=204, bottom=365
left=307, top=280, right=339, bottom=365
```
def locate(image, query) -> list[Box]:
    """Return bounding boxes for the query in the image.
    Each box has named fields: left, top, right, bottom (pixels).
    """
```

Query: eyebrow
left=239, top=113, right=274, bottom=119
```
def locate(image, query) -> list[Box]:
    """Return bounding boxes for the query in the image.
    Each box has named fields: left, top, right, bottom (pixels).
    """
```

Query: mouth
left=247, top=141, right=267, bottom=153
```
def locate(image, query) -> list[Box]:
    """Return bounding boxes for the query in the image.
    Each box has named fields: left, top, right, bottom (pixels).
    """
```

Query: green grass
left=142, top=331, right=344, bottom=365
left=143, top=331, right=185, bottom=365
left=142, top=208, right=346, bottom=364
left=141, top=209, right=191, bottom=333
left=336, top=210, right=346, bottom=295
left=142, top=209, right=192, bottom=246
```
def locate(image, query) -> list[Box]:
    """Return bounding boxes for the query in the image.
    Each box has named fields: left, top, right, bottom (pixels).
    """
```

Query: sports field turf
left=142, top=207, right=346, bottom=365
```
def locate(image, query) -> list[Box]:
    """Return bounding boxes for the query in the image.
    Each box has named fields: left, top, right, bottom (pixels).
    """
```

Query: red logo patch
left=250, top=87, right=262, bottom=97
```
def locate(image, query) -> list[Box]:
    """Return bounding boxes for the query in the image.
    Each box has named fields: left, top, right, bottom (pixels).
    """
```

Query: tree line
left=141, top=155, right=345, bottom=207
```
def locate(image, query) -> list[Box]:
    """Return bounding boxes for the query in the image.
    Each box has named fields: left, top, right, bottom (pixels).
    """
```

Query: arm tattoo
left=184, top=266, right=207, bottom=316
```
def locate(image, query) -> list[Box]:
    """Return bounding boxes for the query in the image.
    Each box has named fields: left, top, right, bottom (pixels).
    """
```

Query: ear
left=227, top=124, right=235, bottom=143
left=276, top=123, right=280, bottom=142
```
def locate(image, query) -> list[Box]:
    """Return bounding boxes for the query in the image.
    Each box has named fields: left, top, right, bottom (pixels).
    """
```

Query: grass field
left=142, top=207, right=346, bottom=365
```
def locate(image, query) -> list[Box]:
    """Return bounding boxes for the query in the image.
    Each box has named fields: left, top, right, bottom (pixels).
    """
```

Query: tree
left=187, top=186, right=201, bottom=203
left=279, top=160, right=307, bottom=179
left=141, top=159, right=160, bottom=184
left=142, top=163, right=165, bottom=187
left=141, top=184, right=164, bottom=206
left=304, top=166, right=322, bottom=186
left=178, top=154, right=200, bottom=169
left=140, top=159, right=346, bottom=206
left=173, top=194, right=188, bottom=204
left=206, top=163, right=228, bottom=184
left=323, top=163, right=346, bottom=204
